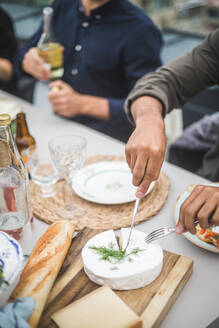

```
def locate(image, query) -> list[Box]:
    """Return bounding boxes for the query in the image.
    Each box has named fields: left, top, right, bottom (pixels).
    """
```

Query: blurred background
left=1, top=0, right=219, bottom=145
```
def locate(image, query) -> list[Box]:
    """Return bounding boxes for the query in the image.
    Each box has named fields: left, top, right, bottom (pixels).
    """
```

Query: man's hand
left=176, top=185, right=219, bottom=234
left=125, top=96, right=166, bottom=198
left=22, top=47, right=50, bottom=81
left=48, top=80, right=110, bottom=119
left=48, top=80, right=85, bottom=117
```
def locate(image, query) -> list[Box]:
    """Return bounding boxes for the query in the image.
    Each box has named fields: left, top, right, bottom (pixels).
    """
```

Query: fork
left=144, top=219, right=199, bottom=244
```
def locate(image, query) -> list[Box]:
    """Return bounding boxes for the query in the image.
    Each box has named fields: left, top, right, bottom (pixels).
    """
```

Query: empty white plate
left=73, top=161, right=155, bottom=205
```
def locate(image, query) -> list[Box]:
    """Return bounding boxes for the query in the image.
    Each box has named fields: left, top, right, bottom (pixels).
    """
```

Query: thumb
left=49, top=80, right=63, bottom=90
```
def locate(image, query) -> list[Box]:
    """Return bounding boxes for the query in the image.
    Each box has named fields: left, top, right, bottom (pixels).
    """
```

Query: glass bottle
left=15, top=112, right=36, bottom=163
left=0, top=114, right=32, bottom=249
left=37, top=6, right=64, bottom=81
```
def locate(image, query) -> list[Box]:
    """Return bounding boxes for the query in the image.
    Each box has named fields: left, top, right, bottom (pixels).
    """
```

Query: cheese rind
left=51, top=286, right=142, bottom=328
left=82, top=229, right=163, bottom=290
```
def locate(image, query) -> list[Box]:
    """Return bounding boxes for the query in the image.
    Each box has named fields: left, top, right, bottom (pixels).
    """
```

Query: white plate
left=0, top=231, right=23, bottom=293
left=73, top=161, right=155, bottom=205
left=174, top=186, right=219, bottom=254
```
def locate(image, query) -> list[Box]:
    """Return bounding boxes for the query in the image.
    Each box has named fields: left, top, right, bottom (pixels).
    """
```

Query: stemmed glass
left=48, top=135, right=87, bottom=218
left=23, top=146, right=59, bottom=198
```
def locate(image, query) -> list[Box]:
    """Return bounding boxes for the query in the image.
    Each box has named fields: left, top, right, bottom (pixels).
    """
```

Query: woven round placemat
left=30, top=155, right=170, bottom=230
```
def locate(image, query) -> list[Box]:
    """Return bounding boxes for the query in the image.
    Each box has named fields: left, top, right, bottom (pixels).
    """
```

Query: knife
left=123, top=198, right=140, bottom=252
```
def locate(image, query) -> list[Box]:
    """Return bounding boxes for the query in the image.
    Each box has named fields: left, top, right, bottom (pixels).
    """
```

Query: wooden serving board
left=39, top=228, right=193, bottom=328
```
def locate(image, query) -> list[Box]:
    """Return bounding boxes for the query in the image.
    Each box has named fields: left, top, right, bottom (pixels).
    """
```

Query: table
left=1, top=90, right=218, bottom=328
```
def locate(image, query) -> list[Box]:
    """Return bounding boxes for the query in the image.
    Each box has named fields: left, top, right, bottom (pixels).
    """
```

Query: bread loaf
left=10, top=220, right=74, bottom=328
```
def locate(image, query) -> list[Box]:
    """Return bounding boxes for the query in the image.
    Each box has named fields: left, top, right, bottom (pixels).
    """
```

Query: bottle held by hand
left=37, top=6, right=64, bottom=81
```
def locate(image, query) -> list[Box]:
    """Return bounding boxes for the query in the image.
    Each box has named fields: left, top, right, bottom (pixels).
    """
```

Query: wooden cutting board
left=39, top=228, right=193, bottom=328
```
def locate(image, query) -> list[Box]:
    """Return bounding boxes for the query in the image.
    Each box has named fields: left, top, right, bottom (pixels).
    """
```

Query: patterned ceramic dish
left=73, top=161, right=155, bottom=205
left=0, top=231, right=23, bottom=294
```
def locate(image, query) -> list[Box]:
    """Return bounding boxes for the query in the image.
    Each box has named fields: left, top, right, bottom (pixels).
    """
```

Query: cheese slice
left=82, top=229, right=163, bottom=290
left=51, top=286, right=142, bottom=328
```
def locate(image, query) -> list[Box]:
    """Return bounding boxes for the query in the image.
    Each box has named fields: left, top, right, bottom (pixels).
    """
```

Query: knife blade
left=123, top=198, right=140, bottom=252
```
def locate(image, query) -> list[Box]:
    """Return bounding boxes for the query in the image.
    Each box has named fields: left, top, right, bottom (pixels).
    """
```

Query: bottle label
left=0, top=212, right=27, bottom=230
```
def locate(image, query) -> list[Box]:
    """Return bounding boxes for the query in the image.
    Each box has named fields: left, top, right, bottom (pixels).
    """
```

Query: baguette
left=10, top=220, right=74, bottom=328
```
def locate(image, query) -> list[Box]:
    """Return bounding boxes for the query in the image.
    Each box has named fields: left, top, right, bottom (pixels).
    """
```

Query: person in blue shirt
left=14, top=0, right=162, bottom=142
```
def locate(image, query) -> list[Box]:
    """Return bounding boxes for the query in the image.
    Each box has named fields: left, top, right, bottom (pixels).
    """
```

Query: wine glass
left=23, top=146, right=59, bottom=198
left=48, top=135, right=87, bottom=218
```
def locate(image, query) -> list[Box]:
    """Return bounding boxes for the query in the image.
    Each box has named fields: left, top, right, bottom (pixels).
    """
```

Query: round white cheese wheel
left=82, top=229, right=163, bottom=290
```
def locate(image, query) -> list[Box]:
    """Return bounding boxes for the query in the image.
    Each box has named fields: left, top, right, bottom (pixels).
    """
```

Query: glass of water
left=23, top=146, right=59, bottom=198
left=48, top=135, right=87, bottom=218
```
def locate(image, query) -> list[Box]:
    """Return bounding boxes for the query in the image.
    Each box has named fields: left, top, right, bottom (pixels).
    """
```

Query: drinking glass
left=23, top=146, right=59, bottom=198
left=48, top=135, right=87, bottom=218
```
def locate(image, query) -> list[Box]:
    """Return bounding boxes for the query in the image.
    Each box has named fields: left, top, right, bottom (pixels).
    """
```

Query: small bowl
left=0, top=231, right=23, bottom=307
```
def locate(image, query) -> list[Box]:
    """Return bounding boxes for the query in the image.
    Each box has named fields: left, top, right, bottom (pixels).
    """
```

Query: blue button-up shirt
left=14, top=0, right=162, bottom=142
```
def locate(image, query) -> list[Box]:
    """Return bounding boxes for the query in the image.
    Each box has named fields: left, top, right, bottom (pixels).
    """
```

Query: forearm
left=81, top=95, right=110, bottom=120
left=126, top=29, right=219, bottom=120
left=0, top=59, right=13, bottom=81
left=131, top=96, right=163, bottom=124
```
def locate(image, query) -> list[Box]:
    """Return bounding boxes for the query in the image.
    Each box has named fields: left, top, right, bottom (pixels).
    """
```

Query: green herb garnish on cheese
left=89, top=242, right=144, bottom=263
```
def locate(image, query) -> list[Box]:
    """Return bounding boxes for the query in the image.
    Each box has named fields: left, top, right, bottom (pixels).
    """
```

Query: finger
left=211, top=205, right=219, bottom=226
left=54, top=108, right=71, bottom=117
left=125, top=144, right=131, bottom=169
left=177, top=185, right=205, bottom=234
left=136, top=157, right=159, bottom=198
left=136, top=177, right=150, bottom=198
left=48, top=91, right=63, bottom=102
left=184, top=204, right=200, bottom=235
left=39, top=70, right=50, bottom=81
left=183, top=187, right=208, bottom=234
left=130, top=152, right=137, bottom=174
left=30, top=48, right=51, bottom=79
left=50, top=98, right=66, bottom=106
left=125, top=133, right=135, bottom=169
left=30, top=48, right=45, bottom=66
left=52, top=104, right=66, bottom=114
left=30, top=62, right=50, bottom=81
left=197, top=198, right=217, bottom=229
left=132, top=154, right=148, bottom=187
left=49, top=80, right=63, bottom=89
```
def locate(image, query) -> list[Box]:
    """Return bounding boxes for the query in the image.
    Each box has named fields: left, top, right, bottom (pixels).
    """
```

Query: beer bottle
left=15, top=112, right=36, bottom=162
left=37, top=6, right=64, bottom=81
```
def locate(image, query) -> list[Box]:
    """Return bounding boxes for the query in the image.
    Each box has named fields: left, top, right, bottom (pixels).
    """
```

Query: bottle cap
left=0, top=113, right=11, bottom=126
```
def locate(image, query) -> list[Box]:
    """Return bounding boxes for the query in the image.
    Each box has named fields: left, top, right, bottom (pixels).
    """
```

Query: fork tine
left=144, top=228, right=166, bottom=243
left=145, top=228, right=165, bottom=238
left=145, top=227, right=165, bottom=237
left=145, top=233, right=163, bottom=243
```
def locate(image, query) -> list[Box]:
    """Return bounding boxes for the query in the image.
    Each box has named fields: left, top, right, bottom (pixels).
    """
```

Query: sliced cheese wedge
left=82, top=229, right=163, bottom=290
left=51, top=286, right=142, bottom=328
